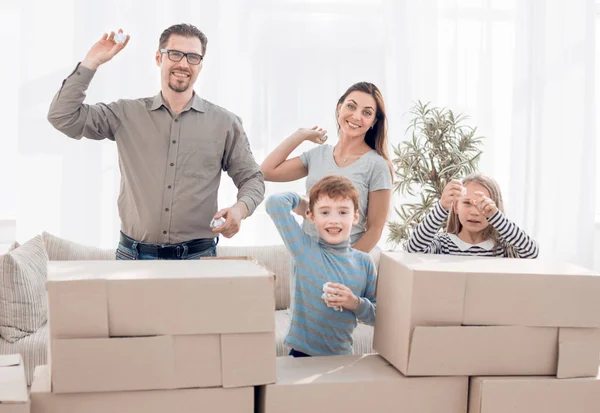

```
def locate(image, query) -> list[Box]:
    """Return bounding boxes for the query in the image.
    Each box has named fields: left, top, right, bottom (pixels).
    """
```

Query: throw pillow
left=41, top=232, right=114, bottom=261
left=0, top=235, right=48, bottom=342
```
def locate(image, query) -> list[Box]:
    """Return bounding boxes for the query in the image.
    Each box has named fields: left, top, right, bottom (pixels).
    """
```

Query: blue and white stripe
left=407, top=201, right=539, bottom=258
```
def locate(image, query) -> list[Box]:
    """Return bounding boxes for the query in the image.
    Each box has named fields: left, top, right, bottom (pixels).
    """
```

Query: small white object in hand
left=318, top=136, right=327, bottom=142
left=210, top=217, right=226, bottom=228
left=321, top=282, right=343, bottom=312
left=460, top=186, right=467, bottom=196
left=114, top=32, right=128, bottom=43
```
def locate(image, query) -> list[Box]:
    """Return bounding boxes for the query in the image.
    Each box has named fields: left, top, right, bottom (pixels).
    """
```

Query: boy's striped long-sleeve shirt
left=407, top=201, right=539, bottom=258
left=265, top=192, right=377, bottom=356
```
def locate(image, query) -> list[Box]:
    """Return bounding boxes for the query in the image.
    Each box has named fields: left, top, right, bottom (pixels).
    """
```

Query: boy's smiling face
left=307, top=195, right=358, bottom=244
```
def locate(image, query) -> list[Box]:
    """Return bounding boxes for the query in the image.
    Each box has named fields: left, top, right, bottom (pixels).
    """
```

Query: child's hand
left=293, top=195, right=309, bottom=218
left=323, top=282, right=359, bottom=311
left=471, top=191, right=498, bottom=218
left=440, top=179, right=465, bottom=211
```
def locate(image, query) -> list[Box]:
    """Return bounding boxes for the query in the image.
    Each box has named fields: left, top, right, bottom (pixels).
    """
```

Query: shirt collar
left=448, top=233, right=495, bottom=251
left=149, top=92, right=206, bottom=113
left=318, top=237, right=352, bottom=254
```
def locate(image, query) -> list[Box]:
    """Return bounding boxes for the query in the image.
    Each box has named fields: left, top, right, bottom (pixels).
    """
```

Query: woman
left=261, top=82, right=393, bottom=254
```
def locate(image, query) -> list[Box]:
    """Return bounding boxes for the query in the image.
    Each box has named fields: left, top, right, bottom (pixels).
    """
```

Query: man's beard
left=168, top=80, right=189, bottom=93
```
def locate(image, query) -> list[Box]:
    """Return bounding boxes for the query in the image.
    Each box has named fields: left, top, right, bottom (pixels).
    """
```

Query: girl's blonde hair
left=446, top=173, right=516, bottom=257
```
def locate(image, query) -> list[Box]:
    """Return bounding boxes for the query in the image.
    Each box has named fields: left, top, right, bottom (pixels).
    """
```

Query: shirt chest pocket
left=177, top=133, right=224, bottom=179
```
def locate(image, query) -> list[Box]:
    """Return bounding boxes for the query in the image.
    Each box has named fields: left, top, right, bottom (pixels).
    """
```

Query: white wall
left=594, top=223, right=600, bottom=272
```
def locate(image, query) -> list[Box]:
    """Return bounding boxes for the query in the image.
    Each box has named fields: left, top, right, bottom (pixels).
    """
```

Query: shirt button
left=172, top=140, right=176, bottom=144
left=165, top=208, right=169, bottom=212
left=163, top=230, right=167, bottom=234
left=76, top=71, right=81, bottom=75
left=167, top=185, right=172, bottom=189
left=170, top=163, right=174, bottom=166
left=174, top=119, right=179, bottom=122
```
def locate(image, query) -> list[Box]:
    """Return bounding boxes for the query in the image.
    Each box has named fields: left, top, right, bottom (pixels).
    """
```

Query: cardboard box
left=374, top=252, right=566, bottom=376
left=0, top=355, right=29, bottom=413
left=50, top=332, right=275, bottom=393
left=31, top=365, right=252, bottom=413
left=469, top=374, right=600, bottom=413
left=557, top=328, right=600, bottom=378
left=382, top=252, right=600, bottom=328
left=257, top=355, right=467, bottom=413
left=47, top=259, right=275, bottom=338
left=47, top=259, right=276, bottom=392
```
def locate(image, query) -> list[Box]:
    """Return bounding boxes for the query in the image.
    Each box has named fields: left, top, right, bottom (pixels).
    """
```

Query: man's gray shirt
left=48, top=64, right=264, bottom=244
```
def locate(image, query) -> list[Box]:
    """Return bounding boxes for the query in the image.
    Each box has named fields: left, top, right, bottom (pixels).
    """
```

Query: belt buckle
left=157, top=243, right=173, bottom=259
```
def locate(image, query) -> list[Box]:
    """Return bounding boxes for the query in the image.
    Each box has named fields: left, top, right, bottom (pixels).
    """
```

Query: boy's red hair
left=309, top=175, right=359, bottom=212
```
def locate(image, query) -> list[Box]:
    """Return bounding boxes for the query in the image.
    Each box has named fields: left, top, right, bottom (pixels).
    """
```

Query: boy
left=265, top=175, right=377, bottom=357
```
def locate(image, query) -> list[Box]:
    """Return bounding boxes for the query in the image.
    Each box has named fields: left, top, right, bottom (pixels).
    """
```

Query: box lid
left=382, top=252, right=600, bottom=327
left=48, top=259, right=275, bottom=337
left=470, top=375, right=600, bottom=413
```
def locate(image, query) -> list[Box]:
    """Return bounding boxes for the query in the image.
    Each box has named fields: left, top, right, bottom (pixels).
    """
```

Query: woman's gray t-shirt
left=299, top=144, right=393, bottom=246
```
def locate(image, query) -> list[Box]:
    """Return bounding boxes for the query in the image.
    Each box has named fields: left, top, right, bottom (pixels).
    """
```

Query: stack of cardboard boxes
left=374, top=252, right=600, bottom=412
left=258, top=252, right=600, bottom=413
left=29, top=259, right=277, bottom=413
left=3, top=251, right=599, bottom=412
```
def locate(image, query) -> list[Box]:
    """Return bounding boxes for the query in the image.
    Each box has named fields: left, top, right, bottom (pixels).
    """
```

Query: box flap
left=174, top=335, right=222, bottom=388
left=51, top=336, right=175, bottom=393
left=558, top=341, right=600, bottom=379
left=557, top=328, right=600, bottom=378
left=221, top=332, right=275, bottom=387
left=31, top=366, right=50, bottom=394
left=407, top=326, right=557, bottom=376
left=373, top=253, right=416, bottom=373
left=47, top=278, right=109, bottom=339
left=0, top=354, right=28, bottom=403
left=0, top=355, right=21, bottom=368
left=48, top=259, right=273, bottom=281
left=468, top=377, right=484, bottom=413
left=475, top=376, right=600, bottom=413
left=559, top=327, right=600, bottom=343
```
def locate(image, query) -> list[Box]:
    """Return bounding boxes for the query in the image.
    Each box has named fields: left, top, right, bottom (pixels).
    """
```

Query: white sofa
left=0, top=232, right=375, bottom=385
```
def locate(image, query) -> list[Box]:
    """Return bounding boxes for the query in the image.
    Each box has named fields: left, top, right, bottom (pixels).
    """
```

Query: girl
left=407, top=173, right=538, bottom=258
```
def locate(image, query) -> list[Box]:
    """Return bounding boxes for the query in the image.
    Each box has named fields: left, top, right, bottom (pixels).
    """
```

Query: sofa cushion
left=218, top=245, right=291, bottom=310
left=0, top=235, right=49, bottom=343
left=42, top=232, right=114, bottom=261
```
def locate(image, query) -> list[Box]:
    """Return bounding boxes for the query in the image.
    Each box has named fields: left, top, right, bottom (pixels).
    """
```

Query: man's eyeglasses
left=159, top=49, right=203, bottom=65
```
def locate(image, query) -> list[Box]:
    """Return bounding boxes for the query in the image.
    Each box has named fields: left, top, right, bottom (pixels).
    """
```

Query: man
left=48, top=23, right=264, bottom=259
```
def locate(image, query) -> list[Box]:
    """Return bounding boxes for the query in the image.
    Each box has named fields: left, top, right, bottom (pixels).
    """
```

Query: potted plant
left=387, top=101, right=484, bottom=248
